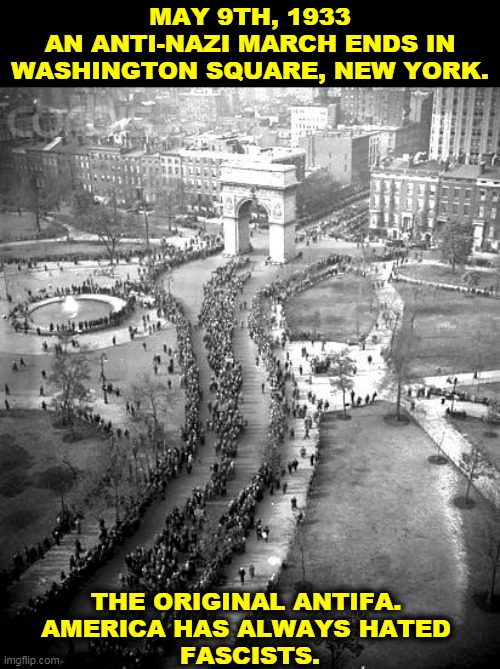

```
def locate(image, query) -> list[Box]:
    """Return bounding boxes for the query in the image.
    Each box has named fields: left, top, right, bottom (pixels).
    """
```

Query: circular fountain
left=27, top=294, right=127, bottom=333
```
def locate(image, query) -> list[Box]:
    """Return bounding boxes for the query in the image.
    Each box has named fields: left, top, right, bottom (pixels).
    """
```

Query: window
left=442, top=186, right=449, bottom=197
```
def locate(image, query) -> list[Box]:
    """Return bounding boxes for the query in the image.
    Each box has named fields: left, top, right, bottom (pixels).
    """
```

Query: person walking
left=239, top=567, right=246, bottom=585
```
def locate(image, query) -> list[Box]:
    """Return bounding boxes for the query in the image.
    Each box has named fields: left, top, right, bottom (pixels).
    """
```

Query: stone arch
left=220, top=162, right=298, bottom=263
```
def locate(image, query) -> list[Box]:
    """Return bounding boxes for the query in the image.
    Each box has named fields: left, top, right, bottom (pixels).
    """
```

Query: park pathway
left=4, top=246, right=298, bottom=619
left=3, top=253, right=223, bottom=614
left=4, top=241, right=500, bottom=628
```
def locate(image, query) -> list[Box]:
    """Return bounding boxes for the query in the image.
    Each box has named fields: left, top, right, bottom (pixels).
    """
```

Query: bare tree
left=48, top=341, right=92, bottom=441
left=329, top=349, right=357, bottom=419
left=315, top=611, right=363, bottom=669
left=130, top=372, right=173, bottom=466
left=460, top=446, right=494, bottom=507
left=287, top=516, right=311, bottom=592
left=17, top=173, right=66, bottom=231
left=487, top=400, right=500, bottom=426
left=481, top=509, right=500, bottom=608
left=154, top=178, right=185, bottom=232
left=83, top=196, right=128, bottom=265
left=390, top=315, right=413, bottom=422
left=384, top=304, right=418, bottom=422
left=101, top=434, right=128, bottom=523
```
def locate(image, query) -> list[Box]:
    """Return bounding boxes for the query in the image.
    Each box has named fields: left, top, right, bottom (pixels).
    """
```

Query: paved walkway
left=378, top=268, right=500, bottom=509
left=3, top=237, right=500, bottom=629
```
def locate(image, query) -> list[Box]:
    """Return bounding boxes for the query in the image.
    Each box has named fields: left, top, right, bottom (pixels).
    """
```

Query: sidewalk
left=377, top=269, right=500, bottom=509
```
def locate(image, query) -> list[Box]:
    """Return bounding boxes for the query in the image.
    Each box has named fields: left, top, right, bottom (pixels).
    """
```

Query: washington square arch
left=220, top=162, right=298, bottom=263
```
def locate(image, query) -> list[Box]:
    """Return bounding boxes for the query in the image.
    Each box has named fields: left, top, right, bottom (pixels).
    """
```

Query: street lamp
left=2, top=262, right=11, bottom=302
left=100, top=353, right=108, bottom=404
left=450, top=376, right=458, bottom=412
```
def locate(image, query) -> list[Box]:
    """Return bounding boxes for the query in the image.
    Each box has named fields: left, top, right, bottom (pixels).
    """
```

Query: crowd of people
left=85, top=259, right=283, bottom=666
left=394, top=266, right=500, bottom=299
left=1, top=242, right=223, bottom=639
left=2, top=245, right=389, bottom=667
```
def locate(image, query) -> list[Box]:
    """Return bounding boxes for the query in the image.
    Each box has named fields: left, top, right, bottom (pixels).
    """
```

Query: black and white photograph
left=1, top=86, right=500, bottom=668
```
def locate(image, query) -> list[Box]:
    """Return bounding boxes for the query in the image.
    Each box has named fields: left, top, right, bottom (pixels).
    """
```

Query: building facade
left=299, top=130, right=371, bottom=186
left=370, top=157, right=500, bottom=250
left=340, top=88, right=411, bottom=127
left=290, top=104, right=337, bottom=147
left=429, top=88, right=500, bottom=165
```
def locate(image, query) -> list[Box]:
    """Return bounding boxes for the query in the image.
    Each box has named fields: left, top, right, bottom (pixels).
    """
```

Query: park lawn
left=458, top=382, right=500, bottom=403
left=447, top=414, right=500, bottom=472
left=285, top=274, right=378, bottom=343
left=0, top=211, right=66, bottom=242
left=0, top=409, right=106, bottom=569
left=400, top=262, right=500, bottom=290
left=396, top=282, right=500, bottom=378
left=279, top=403, right=500, bottom=669
left=0, top=239, right=148, bottom=261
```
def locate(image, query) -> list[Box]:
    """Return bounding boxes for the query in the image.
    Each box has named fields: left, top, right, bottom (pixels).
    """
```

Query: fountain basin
left=28, top=294, right=127, bottom=333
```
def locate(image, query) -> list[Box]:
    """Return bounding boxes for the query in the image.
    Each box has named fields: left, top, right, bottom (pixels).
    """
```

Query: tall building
left=177, top=90, right=232, bottom=125
left=299, top=130, right=371, bottom=186
left=340, top=88, right=411, bottom=127
left=290, top=104, right=338, bottom=147
left=429, top=88, right=500, bottom=165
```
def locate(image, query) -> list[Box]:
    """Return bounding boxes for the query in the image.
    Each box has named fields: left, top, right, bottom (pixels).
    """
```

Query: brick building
left=370, top=157, right=500, bottom=250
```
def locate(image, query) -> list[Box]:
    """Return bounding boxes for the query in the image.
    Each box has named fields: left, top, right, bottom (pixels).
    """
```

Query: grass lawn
left=396, top=282, right=500, bottom=378
left=447, top=414, right=500, bottom=472
left=0, top=239, right=146, bottom=261
left=279, top=403, right=500, bottom=669
left=0, top=409, right=106, bottom=569
left=0, top=211, right=66, bottom=242
left=400, top=262, right=500, bottom=291
left=285, top=274, right=378, bottom=343
left=458, top=382, right=500, bottom=403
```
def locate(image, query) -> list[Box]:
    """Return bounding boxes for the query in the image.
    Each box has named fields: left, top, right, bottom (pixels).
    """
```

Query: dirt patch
left=286, top=274, right=378, bottom=343
left=0, top=409, right=104, bottom=569
left=428, top=454, right=449, bottom=465
left=384, top=412, right=411, bottom=426
left=453, top=495, right=477, bottom=510
left=279, top=402, right=500, bottom=668
left=0, top=473, right=31, bottom=497
left=3, top=508, right=39, bottom=532
left=0, top=436, right=33, bottom=470
left=31, top=466, right=76, bottom=492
